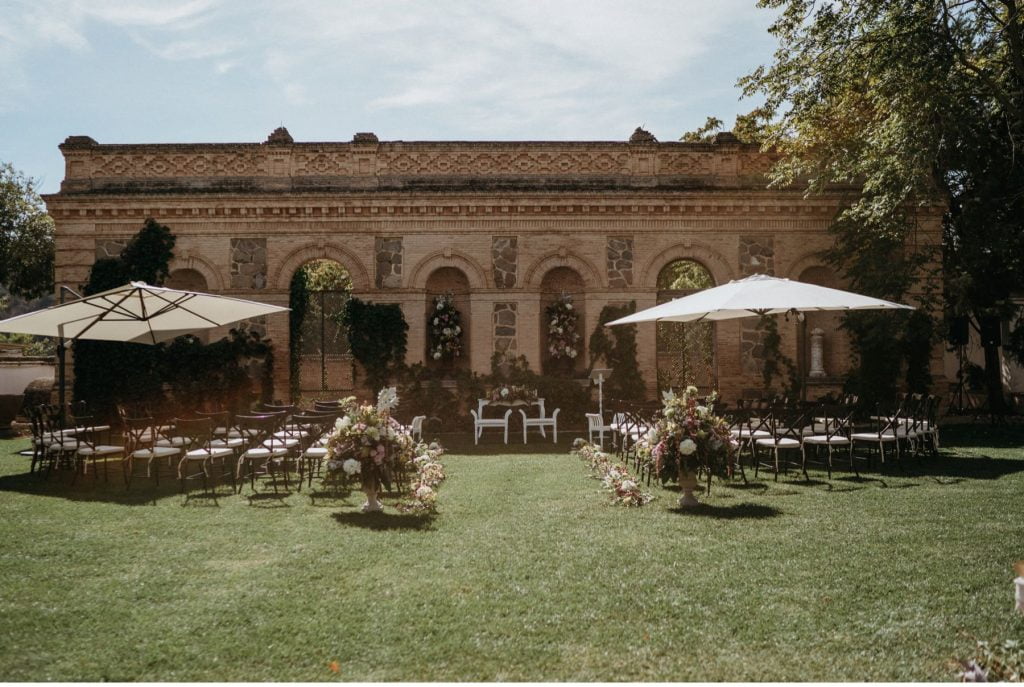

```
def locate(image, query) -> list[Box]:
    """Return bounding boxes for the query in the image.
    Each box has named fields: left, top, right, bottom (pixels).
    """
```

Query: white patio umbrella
left=606, top=274, right=913, bottom=326
left=0, top=281, right=289, bottom=410
left=605, top=273, right=913, bottom=397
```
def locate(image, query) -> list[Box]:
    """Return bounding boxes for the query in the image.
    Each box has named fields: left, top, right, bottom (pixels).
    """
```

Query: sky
left=0, top=0, right=780, bottom=196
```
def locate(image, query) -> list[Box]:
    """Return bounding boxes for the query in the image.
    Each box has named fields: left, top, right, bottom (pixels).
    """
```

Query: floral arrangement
left=322, top=388, right=447, bottom=513
left=546, top=293, right=581, bottom=362
left=572, top=439, right=654, bottom=507
left=323, top=388, right=415, bottom=492
left=397, top=441, right=447, bottom=513
left=487, top=384, right=538, bottom=403
left=428, top=292, right=463, bottom=362
left=646, top=386, right=736, bottom=490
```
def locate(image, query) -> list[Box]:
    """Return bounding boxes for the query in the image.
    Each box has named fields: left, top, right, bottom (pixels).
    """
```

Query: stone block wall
left=230, top=238, right=267, bottom=289
left=491, top=237, right=518, bottom=289
left=375, top=237, right=403, bottom=288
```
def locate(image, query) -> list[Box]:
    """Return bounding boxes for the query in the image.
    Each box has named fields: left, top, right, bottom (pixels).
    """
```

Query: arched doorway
left=289, top=259, right=352, bottom=398
left=540, top=266, right=585, bottom=375
left=656, top=259, right=716, bottom=393
left=424, top=267, right=471, bottom=371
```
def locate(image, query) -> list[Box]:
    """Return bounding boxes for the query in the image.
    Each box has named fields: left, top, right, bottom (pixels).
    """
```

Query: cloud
left=2, top=0, right=777, bottom=140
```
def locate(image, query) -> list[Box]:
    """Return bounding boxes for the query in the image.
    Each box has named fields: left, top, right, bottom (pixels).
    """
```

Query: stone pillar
left=809, top=327, right=826, bottom=378
left=606, top=236, right=634, bottom=287
left=374, top=237, right=403, bottom=288
left=492, top=302, right=518, bottom=362
left=491, top=236, right=518, bottom=288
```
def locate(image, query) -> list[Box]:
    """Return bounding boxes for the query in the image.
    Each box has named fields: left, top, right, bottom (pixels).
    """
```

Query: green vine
left=340, top=297, right=408, bottom=392
left=589, top=302, right=645, bottom=401
left=758, top=315, right=800, bottom=397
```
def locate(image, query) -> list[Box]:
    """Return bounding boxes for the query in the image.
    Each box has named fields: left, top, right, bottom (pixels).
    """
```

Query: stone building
left=44, top=127, right=944, bottom=403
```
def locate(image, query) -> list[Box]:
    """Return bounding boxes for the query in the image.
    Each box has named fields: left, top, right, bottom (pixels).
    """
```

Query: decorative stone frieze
left=739, top=235, right=775, bottom=277
left=230, top=238, right=267, bottom=289
left=94, top=238, right=127, bottom=260
left=606, top=236, right=634, bottom=288
left=375, top=237, right=403, bottom=289
left=491, top=237, right=518, bottom=289
left=493, top=303, right=517, bottom=356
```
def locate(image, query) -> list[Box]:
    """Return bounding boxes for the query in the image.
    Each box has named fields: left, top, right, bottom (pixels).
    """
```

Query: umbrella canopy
left=606, top=274, right=913, bottom=326
left=0, top=281, right=289, bottom=344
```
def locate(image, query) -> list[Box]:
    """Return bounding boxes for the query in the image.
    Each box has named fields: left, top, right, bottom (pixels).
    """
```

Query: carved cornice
left=54, top=139, right=784, bottom=195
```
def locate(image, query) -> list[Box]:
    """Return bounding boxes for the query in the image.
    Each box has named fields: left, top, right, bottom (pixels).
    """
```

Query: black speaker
left=947, top=316, right=969, bottom=346
left=980, top=316, right=1002, bottom=347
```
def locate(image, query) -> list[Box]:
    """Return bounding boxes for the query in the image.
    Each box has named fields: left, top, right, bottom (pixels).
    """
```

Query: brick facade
left=45, top=130, right=945, bottom=402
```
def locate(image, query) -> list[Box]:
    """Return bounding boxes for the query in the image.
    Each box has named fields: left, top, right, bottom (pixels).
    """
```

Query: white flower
left=415, top=485, right=434, bottom=499
left=661, top=389, right=676, bottom=402
left=433, top=351, right=442, bottom=359
left=443, top=327, right=451, bottom=336
left=620, top=479, right=636, bottom=491
left=685, top=385, right=699, bottom=396
left=454, top=326, right=460, bottom=334
left=337, top=416, right=352, bottom=430
left=342, top=458, right=362, bottom=475
left=678, top=438, right=697, bottom=456
left=566, top=303, right=573, bottom=310
left=377, top=386, right=399, bottom=412
left=696, top=405, right=708, bottom=416
left=436, top=302, right=443, bottom=311
left=327, top=459, right=344, bottom=471
left=500, top=387, right=509, bottom=398
left=433, top=317, right=439, bottom=325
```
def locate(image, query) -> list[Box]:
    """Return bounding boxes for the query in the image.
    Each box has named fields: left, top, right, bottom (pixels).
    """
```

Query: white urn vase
left=361, top=471, right=383, bottom=513
left=677, top=471, right=700, bottom=508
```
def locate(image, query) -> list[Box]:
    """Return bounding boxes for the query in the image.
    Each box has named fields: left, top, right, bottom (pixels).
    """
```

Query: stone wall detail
left=230, top=238, right=267, bottom=289
left=375, top=237, right=403, bottom=289
left=739, top=235, right=775, bottom=277
left=493, top=303, right=518, bottom=356
left=236, top=316, right=268, bottom=339
left=491, top=237, right=518, bottom=289
left=740, top=322, right=766, bottom=375
left=94, top=238, right=127, bottom=260
left=606, top=236, right=634, bottom=288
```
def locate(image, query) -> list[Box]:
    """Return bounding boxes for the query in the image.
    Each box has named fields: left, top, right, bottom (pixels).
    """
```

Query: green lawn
left=0, top=426, right=1022, bottom=681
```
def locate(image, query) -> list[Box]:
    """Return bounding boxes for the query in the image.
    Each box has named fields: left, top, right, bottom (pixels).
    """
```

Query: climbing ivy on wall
left=341, top=297, right=408, bottom=392
left=589, top=302, right=645, bottom=401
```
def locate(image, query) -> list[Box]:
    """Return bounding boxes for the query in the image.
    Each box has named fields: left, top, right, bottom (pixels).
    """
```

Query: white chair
left=409, top=415, right=426, bottom=442
left=470, top=408, right=512, bottom=445
left=585, top=413, right=609, bottom=448
left=520, top=408, right=559, bottom=444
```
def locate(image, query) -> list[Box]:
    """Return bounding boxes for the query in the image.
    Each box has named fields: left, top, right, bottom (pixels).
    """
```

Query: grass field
left=0, top=425, right=1022, bottom=681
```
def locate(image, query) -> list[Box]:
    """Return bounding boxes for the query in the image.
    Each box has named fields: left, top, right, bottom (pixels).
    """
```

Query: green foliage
left=679, top=116, right=724, bottom=142
left=0, top=332, right=55, bottom=357
left=737, top=0, right=1024, bottom=401
left=590, top=302, right=645, bottom=401
left=119, top=219, right=175, bottom=286
left=758, top=315, right=800, bottom=397
left=961, top=638, right=1024, bottom=682
left=163, top=329, right=274, bottom=413
left=341, top=297, right=408, bottom=391
left=288, top=268, right=309, bottom=401
left=0, top=162, right=54, bottom=299
left=74, top=220, right=272, bottom=416
left=656, top=259, right=714, bottom=291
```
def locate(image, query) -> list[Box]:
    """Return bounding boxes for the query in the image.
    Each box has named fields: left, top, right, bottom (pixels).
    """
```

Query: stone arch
left=522, top=250, right=603, bottom=289
left=786, top=251, right=837, bottom=284
left=640, top=241, right=735, bottom=290
left=408, top=250, right=489, bottom=290
left=167, top=254, right=224, bottom=291
left=271, top=243, right=371, bottom=292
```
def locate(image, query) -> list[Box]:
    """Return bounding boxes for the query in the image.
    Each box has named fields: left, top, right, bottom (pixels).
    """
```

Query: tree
left=0, top=162, right=54, bottom=299
left=739, top=0, right=1024, bottom=411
